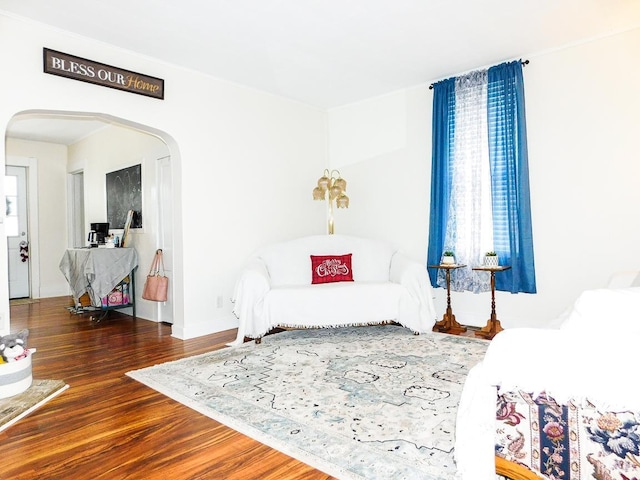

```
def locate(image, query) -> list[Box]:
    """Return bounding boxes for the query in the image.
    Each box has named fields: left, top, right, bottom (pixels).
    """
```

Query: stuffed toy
left=0, top=329, right=29, bottom=363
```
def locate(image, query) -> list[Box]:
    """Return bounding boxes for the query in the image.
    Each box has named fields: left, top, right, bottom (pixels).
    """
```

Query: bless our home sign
left=43, top=48, right=164, bottom=100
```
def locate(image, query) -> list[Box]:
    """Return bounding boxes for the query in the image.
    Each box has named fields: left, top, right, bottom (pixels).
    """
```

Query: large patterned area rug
left=127, top=326, right=489, bottom=480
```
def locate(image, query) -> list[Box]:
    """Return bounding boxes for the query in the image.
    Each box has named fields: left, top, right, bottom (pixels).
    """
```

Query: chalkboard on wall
left=106, top=164, right=142, bottom=229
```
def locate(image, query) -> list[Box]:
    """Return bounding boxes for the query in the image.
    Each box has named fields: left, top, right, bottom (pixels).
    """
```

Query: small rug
left=127, top=326, right=489, bottom=480
left=0, top=379, right=69, bottom=432
left=10, top=298, right=40, bottom=306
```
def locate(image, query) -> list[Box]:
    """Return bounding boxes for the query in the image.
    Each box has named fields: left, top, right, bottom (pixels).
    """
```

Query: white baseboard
left=37, top=285, right=71, bottom=299
left=171, top=313, right=238, bottom=340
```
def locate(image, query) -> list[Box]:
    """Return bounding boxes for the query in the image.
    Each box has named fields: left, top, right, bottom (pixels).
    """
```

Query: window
left=427, top=61, right=536, bottom=294
left=4, top=174, right=19, bottom=237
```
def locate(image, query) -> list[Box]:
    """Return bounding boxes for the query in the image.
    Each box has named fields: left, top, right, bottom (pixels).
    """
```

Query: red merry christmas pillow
left=310, top=254, right=354, bottom=284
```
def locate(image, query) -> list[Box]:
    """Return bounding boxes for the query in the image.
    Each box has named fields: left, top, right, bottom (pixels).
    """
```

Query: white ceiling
left=6, top=115, right=111, bottom=145
left=2, top=0, right=640, bottom=143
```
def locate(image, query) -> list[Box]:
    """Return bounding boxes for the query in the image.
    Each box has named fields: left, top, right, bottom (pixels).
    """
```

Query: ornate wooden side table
left=472, top=265, right=511, bottom=340
left=428, top=263, right=467, bottom=335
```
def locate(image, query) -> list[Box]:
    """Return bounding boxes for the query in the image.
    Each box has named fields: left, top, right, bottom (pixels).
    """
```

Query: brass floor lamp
left=312, top=169, right=349, bottom=234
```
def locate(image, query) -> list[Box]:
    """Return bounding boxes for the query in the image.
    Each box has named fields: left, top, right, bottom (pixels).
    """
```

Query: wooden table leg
left=432, top=268, right=467, bottom=335
left=475, top=270, right=504, bottom=340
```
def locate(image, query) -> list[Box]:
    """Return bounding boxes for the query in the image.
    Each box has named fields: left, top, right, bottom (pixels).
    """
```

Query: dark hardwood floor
left=2, top=296, right=334, bottom=480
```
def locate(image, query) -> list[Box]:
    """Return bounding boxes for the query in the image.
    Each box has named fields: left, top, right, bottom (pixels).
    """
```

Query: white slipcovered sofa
left=230, top=234, right=437, bottom=346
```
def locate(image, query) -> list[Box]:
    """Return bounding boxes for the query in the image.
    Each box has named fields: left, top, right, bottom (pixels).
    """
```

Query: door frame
left=6, top=156, right=40, bottom=299
left=66, top=170, right=85, bottom=249
left=156, top=154, right=174, bottom=324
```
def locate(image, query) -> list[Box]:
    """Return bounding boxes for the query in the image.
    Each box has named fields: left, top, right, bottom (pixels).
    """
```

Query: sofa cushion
left=310, top=254, right=353, bottom=284
left=259, top=234, right=396, bottom=287
left=264, top=282, right=406, bottom=329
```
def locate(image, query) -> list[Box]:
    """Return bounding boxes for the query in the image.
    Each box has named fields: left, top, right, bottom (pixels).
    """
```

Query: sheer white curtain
left=439, top=70, right=493, bottom=293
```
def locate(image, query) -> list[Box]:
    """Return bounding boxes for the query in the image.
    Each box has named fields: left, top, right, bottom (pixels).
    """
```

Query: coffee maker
left=88, top=222, right=109, bottom=247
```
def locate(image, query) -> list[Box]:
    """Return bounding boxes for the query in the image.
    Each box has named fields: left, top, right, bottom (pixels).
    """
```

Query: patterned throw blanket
left=496, top=390, right=640, bottom=480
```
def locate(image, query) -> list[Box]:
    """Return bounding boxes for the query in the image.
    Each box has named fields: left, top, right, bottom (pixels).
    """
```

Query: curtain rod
left=428, top=59, right=529, bottom=90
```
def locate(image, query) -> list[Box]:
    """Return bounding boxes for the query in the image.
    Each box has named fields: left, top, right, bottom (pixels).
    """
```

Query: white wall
left=6, top=139, right=69, bottom=298
left=328, top=88, right=430, bottom=258
left=0, top=14, right=327, bottom=337
left=329, top=27, right=640, bottom=328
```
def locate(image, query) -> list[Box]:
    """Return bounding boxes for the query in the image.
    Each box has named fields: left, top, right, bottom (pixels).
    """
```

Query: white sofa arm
left=229, top=258, right=272, bottom=346
left=389, top=251, right=416, bottom=284
left=389, top=252, right=437, bottom=332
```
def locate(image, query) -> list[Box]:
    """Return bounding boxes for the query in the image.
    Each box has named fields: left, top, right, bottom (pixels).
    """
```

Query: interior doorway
left=5, top=156, right=40, bottom=301
left=3, top=110, right=180, bottom=336
left=5, top=165, right=29, bottom=298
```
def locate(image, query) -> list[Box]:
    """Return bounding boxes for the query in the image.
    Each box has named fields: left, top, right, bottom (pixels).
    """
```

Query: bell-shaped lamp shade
left=312, top=186, right=325, bottom=200
left=336, top=193, right=349, bottom=208
left=334, top=177, right=347, bottom=191
left=317, top=175, right=330, bottom=190
left=329, top=184, right=342, bottom=201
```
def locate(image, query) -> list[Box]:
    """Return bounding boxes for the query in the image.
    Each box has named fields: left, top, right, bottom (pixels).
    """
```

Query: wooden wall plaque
left=43, top=48, right=164, bottom=100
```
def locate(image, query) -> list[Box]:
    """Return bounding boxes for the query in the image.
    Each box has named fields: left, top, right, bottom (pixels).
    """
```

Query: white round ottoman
left=0, top=352, right=33, bottom=399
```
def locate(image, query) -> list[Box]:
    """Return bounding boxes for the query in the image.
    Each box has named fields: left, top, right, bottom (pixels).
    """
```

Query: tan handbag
left=142, top=249, right=169, bottom=302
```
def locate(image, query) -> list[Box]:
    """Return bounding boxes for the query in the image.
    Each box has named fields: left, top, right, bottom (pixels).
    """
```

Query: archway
left=4, top=109, right=183, bottom=335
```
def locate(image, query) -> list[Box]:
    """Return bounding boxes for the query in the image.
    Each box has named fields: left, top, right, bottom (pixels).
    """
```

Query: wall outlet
left=216, top=295, right=223, bottom=308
